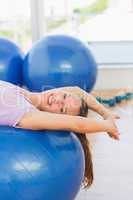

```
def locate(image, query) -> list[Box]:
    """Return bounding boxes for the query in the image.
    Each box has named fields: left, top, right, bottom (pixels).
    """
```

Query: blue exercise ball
left=0, top=126, right=85, bottom=200
left=0, top=38, right=23, bottom=85
left=23, top=35, right=97, bottom=92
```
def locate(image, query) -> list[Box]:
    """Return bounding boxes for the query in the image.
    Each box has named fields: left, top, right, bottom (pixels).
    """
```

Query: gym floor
left=76, top=89, right=133, bottom=200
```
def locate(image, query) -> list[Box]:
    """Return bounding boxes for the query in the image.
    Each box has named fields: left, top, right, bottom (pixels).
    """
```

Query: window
left=31, top=0, right=133, bottom=65
left=0, top=0, right=31, bottom=51
left=37, top=0, right=133, bottom=42
left=1, top=0, right=133, bottom=63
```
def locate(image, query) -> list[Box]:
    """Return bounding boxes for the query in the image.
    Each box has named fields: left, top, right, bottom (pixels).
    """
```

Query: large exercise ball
left=23, top=35, right=97, bottom=92
left=0, top=126, right=85, bottom=200
left=0, top=38, right=23, bottom=85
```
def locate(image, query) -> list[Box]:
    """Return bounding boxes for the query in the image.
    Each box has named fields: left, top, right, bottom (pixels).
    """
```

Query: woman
left=0, top=80, right=120, bottom=188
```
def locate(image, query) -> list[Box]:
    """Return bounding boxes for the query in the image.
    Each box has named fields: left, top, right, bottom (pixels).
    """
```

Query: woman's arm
left=17, top=110, right=119, bottom=140
left=20, top=86, right=118, bottom=119
left=55, top=86, right=112, bottom=119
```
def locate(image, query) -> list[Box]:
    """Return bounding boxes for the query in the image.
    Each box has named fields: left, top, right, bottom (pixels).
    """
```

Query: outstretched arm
left=17, top=110, right=119, bottom=140
left=20, top=86, right=119, bottom=119
left=56, top=86, right=113, bottom=119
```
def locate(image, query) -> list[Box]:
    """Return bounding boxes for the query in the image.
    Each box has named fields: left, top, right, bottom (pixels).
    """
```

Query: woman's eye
left=60, top=108, right=64, bottom=113
left=64, top=94, right=67, bottom=99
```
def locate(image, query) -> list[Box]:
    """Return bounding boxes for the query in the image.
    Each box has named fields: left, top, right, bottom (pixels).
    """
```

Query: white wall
left=94, top=65, right=133, bottom=90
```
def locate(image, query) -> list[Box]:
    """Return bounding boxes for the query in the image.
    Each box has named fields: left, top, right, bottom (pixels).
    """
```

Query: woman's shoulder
left=0, top=80, right=15, bottom=87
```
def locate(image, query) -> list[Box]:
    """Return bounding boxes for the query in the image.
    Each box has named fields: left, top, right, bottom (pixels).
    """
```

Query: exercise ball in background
left=23, top=35, right=97, bottom=92
left=0, top=126, right=85, bottom=200
left=0, top=38, right=23, bottom=85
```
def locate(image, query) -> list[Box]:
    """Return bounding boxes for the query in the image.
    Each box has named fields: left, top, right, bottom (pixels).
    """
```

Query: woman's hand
left=104, top=113, right=120, bottom=120
left=106, top=116, right=120, bottom=140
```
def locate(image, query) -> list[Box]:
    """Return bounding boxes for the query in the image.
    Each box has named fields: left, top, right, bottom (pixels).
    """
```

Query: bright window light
left=0, top=0, right=31, bottom=51
left=41, top=0, right=133, bottom=42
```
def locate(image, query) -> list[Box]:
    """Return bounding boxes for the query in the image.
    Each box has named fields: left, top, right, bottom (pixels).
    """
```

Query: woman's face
left=42, top=90, right=82, bottom=115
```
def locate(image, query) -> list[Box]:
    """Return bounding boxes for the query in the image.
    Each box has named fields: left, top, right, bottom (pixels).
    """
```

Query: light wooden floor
left=76, top=103, right=133, bottom=200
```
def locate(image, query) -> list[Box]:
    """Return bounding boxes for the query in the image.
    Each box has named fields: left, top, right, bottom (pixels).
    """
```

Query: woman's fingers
left=113, top=114, right=120, bottom=119
left=108, top=131, right=120, bottom=140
